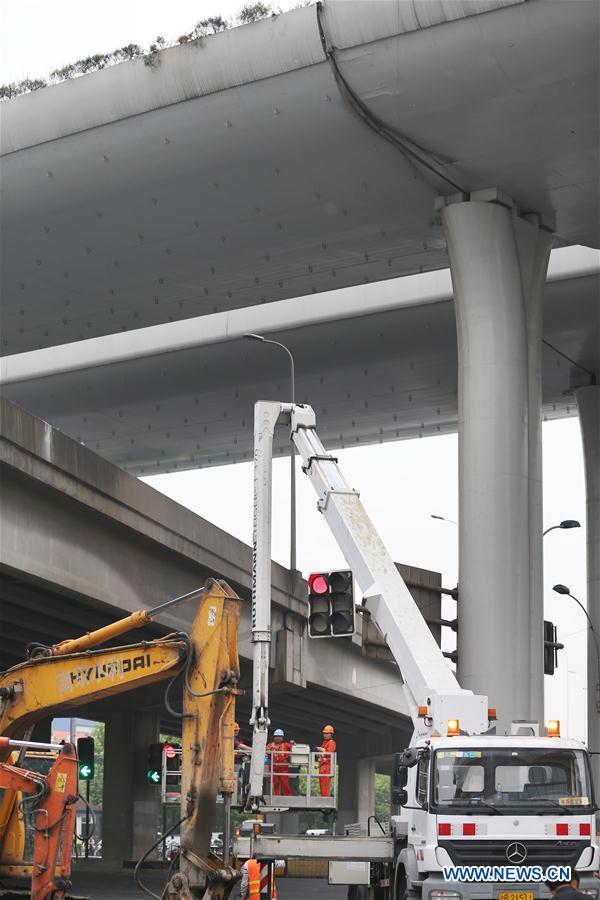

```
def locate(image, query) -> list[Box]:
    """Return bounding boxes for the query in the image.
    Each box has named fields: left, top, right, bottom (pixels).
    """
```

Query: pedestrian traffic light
left=308, top=571, right=355, bottom=638
left=544, top=620, right=563, bottom=675
left=77, top=736, right=95, bottom=781
left=147, top=742, right=163, bottom=784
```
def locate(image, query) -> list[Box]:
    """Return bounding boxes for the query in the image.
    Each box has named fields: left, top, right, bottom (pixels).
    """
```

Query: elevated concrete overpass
left=1, top=0, right=598, bottom=778
left=1, top=398, right=445, bottom=856
left=1, top=0, right=597, bottom=360
left=1, top=246, right=597, bottom=472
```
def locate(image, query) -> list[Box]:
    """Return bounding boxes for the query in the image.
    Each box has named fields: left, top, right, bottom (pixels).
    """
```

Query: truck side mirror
left=392, top=788, right=408, bottom=806
left=398, top=747, right=420, bottom=768
left=392, top=755, right=408, bottom=789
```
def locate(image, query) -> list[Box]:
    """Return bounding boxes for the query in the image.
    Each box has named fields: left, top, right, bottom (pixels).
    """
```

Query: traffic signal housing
left=147, top=742, right=163, bottom=784
left=308, top=570, right=355, bottom=638
left=77, top=736, right=95, bottom=781
left=544, top=620, right=563, bottom=675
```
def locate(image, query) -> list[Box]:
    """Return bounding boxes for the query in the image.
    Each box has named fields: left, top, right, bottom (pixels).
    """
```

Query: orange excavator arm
left=0, top=737, right=78, bottom=900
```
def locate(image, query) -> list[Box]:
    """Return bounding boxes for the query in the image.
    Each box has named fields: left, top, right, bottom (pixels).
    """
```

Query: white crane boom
left=247, top=401, right=487, bottom=808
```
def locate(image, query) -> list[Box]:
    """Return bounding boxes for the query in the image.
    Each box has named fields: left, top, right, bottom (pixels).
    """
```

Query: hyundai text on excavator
left=0, top=578, right=242, bottom=900
left=241, top=401, right=599, bottom=900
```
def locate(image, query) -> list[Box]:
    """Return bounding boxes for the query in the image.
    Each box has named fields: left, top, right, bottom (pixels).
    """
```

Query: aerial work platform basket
left=160, top=745, right=337, bottom=810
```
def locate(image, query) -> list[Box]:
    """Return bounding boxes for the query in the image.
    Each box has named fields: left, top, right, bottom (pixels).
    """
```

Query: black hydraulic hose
left=133, top=815, right=188, bottom=899
left=164, top=633, right=229, bottom=718
left=74, top=791, right=96, bottom=843
left=367, top=813, right=387, bottom=836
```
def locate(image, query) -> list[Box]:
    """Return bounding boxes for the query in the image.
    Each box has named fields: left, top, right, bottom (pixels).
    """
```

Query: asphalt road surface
left=67, top=872, right=348, bottom=899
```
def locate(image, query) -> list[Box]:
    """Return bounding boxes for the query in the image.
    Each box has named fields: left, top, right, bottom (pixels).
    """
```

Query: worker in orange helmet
left=317, top=724, right=337, bottom=797
left=233, top=722, right=252, bottom=759
left=266, top=729, right=294, bottom=796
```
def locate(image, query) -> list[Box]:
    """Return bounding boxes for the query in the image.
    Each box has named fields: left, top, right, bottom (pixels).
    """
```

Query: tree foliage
left=238, top=3, right=273, bottom=24
left=88, top=721, right=105, bottom=807
left=0, top=3, right=307, bottom=100
left=374, top=773, right=391, bottom=821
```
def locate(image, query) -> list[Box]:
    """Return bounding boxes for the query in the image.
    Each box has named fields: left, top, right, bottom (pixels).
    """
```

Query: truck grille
left=439, top=840, right=588, bottom=868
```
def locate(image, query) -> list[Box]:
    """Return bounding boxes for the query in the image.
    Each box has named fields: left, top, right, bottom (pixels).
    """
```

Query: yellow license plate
left=498, top=893, right=534, bottom=900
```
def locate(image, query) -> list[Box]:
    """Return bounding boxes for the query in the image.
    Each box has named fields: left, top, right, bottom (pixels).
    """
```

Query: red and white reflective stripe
left=438, top=823, right=480, bottom=836
left=260, top=864, right=269, bottom=894
left=553, top=822, right=592, bottom=836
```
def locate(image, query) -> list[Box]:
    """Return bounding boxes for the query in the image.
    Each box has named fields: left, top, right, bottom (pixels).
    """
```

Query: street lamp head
left=553, top=584, right=571, bottom=596
left=243, top=332, right=265, bottom=342
left=431, top=515, right=444, bottom=521
left=559, top=519, right=581, bottom=530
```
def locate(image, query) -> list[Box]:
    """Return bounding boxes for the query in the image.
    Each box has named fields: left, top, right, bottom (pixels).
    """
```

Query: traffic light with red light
left=308, top=571, right=355, bottom=638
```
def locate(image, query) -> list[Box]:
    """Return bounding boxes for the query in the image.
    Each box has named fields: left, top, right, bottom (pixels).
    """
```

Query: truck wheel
left=394, top=862, right=407, bottom=900
left=347, top=888, right=368, bottom=900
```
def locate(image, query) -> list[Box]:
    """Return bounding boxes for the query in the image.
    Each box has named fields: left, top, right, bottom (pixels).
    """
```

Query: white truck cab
left=395, top=735, right=599, bottom=900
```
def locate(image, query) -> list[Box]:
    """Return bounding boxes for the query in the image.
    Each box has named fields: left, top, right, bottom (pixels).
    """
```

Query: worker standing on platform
left=317, top=724, right=337, bottom=797
left=266, top=728, right=294, bottom=796
left=234, top=722, right=252, bottom=758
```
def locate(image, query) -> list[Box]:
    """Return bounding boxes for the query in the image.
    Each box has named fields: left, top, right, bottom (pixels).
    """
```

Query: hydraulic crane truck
left=0, top=578, right=242, bottom=900
left=243, top=401, right=599, bottom=900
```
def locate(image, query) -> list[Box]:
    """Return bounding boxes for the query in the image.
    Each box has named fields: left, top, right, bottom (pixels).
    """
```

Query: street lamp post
left=553, top=583, right=600, bottom=713
left=543, top=520, right=581, bottom=537
left=244, top=333, right=297, bottom=572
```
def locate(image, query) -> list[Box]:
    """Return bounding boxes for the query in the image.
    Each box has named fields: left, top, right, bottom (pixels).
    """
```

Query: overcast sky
left=1, top=0, right=590, bottom=743
left=145, top=416, right=589, bottom=742
left=0, top=0, right=300, bottom=84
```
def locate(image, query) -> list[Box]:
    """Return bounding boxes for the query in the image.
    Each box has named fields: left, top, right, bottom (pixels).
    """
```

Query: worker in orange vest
left=266, top=728, right=294, bottom=796
left=317, top=724, right=337, bottom=797
left=240, top=858, right=277, bottom=899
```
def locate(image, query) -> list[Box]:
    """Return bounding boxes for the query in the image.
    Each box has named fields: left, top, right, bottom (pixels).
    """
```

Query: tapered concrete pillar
left=576, top=386, right=600, bottom=783
left=356, top=758, right=376, bottom=825
left=337, top=749, right=375, bottom=830
left=102, top=712, right=161, bottom=863
left=438, top=191, right=553, bottom=732
left=102, top=714, right=134, bottom=863
left=131, top=713, right=161, bottom=859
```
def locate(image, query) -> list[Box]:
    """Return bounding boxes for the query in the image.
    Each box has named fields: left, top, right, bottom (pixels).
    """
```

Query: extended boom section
left=249, top=402, right=487, bottom=746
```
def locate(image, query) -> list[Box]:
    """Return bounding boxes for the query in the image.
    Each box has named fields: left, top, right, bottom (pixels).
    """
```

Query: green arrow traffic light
left=147, top=769, right=161, bottom=784
left=77, top=737, right=94, bottom=780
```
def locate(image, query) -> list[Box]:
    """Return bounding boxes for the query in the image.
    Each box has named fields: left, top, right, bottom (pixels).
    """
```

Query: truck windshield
left=432, top=747, right=593, bottom=813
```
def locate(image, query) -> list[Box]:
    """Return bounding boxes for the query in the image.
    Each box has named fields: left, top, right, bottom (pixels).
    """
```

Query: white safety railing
left=161, top=747, right=183, bottom=805
left=254, top=746, right=337, bottom=810
left=160, top=746, right=337, bottom=810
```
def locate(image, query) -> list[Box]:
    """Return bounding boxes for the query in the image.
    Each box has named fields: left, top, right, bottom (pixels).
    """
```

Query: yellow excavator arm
left=0, top=637, right=187, bottom=742
left=0, top=579, right=243, bottom=899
